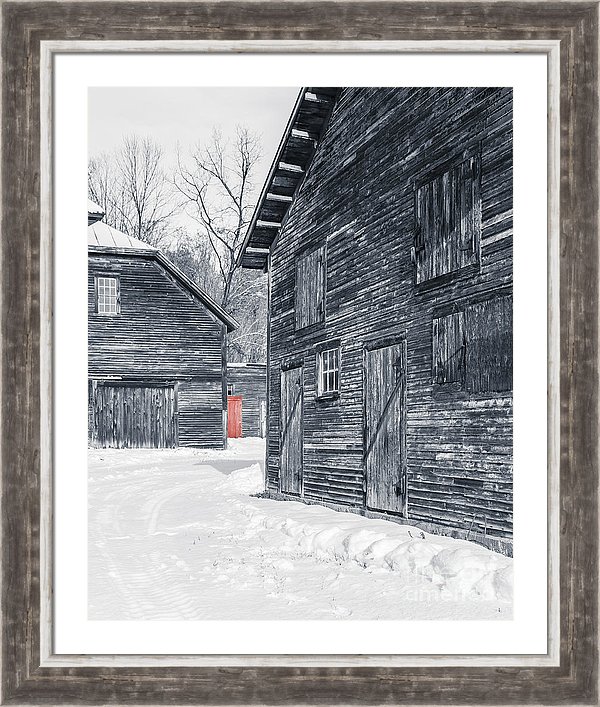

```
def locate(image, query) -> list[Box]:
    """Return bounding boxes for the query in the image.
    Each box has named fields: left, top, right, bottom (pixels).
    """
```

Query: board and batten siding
left=267, top=87, right=513, bottom=550
left=88, top=253, right=227, bottom=448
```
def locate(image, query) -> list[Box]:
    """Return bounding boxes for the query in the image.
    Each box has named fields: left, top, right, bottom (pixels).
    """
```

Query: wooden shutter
left=432, top=311, right=465, bottom=384
left=415, top=182, right=432, bottom=283
left=295, top=245, right=326, bottom=330
left=465, top=294, right=513, bottom=392
left=415, top=153, right=481, bottom=284
left=457, top=156, right=481, bottom=268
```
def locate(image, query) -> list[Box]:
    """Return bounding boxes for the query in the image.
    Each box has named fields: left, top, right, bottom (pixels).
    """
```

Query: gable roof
left=87, top=212, right=238, bottom=332
left=238, top=87, right=341, bottom=271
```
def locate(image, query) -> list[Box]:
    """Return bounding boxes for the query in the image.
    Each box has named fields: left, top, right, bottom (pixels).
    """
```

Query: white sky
left=88, top=87, right=299, bottom=189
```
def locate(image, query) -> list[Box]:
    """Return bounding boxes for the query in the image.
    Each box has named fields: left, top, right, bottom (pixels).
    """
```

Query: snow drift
left=223, top=465, right=513, bottom=603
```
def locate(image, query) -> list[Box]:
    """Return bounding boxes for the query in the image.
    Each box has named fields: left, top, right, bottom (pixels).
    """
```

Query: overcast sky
left=88, top=87, right=299, bottom=188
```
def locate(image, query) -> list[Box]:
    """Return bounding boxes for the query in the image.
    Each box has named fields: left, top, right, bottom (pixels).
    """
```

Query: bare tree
left=174, top=127, right=267, bottom=362
left=174, top=127, right=260, bottom=309
left=226, top=270, right=268, bottom=362
left=89, top=136, right=176, bottom=248
left=166, top=227, right=222, bottom=303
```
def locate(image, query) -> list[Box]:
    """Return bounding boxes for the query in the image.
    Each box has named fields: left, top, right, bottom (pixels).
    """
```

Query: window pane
left=97, top=277, right=118, bottom=314
left=318, top=347, right=340, bottom=395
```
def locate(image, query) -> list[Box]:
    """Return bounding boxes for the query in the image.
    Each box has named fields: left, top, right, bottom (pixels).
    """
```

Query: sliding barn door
left=364, top=341, right=407, bottom=513
left=280, top=366, right=303, bottom=495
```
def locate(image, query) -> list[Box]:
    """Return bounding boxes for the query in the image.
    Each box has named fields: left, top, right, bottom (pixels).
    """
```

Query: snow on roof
left=88, top=221, right=157, bottom=252
left=88, top=199, right=105, bottom=225
left=88, top=198, right=104, bottom=215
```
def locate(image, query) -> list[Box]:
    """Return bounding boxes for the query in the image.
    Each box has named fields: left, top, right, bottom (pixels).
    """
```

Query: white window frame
left=317, top=347, right=340, bottom=397
left=95, top=275, right=120, bottom=315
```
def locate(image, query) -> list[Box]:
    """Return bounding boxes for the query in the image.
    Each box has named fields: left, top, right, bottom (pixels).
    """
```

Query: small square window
left=317, top=347, right=340, bottom=397
left=96, top=276, right=120, bottom=315
left=227, top=383, right=235, bottom=396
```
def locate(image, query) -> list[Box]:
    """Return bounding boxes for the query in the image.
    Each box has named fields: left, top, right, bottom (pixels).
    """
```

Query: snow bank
left=218, top=464, right=264, bottom=495
left=242, top=502, right=513, bottom=602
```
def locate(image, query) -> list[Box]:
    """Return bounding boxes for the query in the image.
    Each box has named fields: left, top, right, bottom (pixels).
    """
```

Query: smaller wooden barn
left=88, top=201, right=238, bottom=449
left=226, top=363, right=267, bottom=438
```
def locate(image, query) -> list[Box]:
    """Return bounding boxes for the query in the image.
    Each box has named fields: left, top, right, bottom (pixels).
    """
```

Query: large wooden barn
left=88, top=202, right=237, bottom=448
left=240, top=88, right=513, bottom=554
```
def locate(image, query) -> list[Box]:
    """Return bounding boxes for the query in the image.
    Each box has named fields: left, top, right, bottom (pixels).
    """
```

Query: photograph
left=87, top=85, right=514, bottom=622
left=2, top=1, right=598, bottom=701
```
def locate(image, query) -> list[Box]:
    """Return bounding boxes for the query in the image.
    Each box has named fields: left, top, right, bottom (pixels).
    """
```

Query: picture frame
left=1, top=1, right=598, bottom=703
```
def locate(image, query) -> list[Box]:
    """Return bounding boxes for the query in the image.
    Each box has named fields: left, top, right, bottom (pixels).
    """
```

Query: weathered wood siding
left=226, top=364, right=267, bottom=437
left=89, top=382, right=177, bottom=448
left=268, top=87, right=513, bottom=544
left=88, top=253, right=227, bottom=448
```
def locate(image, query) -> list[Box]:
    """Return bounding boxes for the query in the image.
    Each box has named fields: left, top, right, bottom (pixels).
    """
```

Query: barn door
left=91, top=383, right=177, bottom=448
left=364, top=341, right=407, bottom=513
left=280, top=365, right=303, bottom=495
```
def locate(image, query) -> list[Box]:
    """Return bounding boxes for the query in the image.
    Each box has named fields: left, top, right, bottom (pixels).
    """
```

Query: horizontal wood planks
left=88, top=254, right=224, bottom=378
left=88, top=253, right=227, bottom=448
left=268, top=87, right=513, bottom=543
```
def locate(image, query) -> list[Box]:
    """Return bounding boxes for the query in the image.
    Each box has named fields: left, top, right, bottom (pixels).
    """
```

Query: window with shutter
left=432, top=294, right=512, bottom=393
left=465, top=294, right=513, bottom=393
left=295, top=245, right=326, bottom=330
left=414, top=152, right=481, bottom=284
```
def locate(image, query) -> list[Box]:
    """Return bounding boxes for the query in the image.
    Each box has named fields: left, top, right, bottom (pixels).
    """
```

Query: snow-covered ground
left=89, top=439, right=512, bottom=620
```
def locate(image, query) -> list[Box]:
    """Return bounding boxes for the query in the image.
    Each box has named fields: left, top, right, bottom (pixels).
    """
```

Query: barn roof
left=88, top=212, right=238, bottom=332
left=88, top=221, right=157, bottom=252
left=238, top=87, right=341, bottom=271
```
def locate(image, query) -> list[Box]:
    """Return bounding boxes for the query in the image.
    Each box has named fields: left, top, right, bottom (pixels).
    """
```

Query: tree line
left=88, top=130, right=267, bottom=363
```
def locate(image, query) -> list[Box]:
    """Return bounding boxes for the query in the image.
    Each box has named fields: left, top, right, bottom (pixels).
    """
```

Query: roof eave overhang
left=238, top=87, right=341, bottom=271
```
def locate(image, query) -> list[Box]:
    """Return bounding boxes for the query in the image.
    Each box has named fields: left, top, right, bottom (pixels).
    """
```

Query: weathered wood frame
left=1, top=2, right=597, bottom=704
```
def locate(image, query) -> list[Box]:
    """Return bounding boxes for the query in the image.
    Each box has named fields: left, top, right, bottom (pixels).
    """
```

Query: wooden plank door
left=364, top=341, right=407, bottom=513
left=280, top=366, right=303, bottom=495
left=92, top=383, right=177, bottom=448
left=227, top=396, right=243, bottom=438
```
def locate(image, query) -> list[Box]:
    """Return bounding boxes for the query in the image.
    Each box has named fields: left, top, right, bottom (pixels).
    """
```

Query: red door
left=227, top=396, right=243, bottom=438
